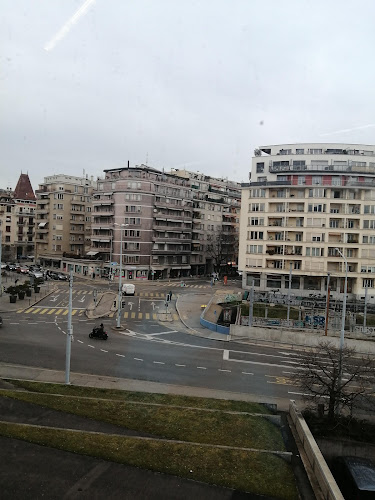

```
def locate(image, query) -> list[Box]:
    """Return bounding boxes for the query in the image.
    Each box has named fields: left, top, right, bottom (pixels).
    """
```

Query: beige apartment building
left=0, top=173, right=36, bottom=261
left=239, top=143, right=375, bottom=302
left=170, top=170, right=241, bottom=276
left=35, top=174, right=97, bottom=263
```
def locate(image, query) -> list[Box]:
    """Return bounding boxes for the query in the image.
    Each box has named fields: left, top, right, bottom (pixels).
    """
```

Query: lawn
left=0, top=422, right=298, bottom=500
left=0, top=389, right=284, bottom=450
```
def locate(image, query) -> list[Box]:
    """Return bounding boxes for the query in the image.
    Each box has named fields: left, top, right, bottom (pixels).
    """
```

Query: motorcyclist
left=98, top=323, right=104, bottom=334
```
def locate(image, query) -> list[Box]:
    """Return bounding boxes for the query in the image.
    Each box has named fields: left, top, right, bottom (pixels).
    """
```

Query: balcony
left=91, top=235, right=111, bottom=242
left=93, top=210, right=114, bottom=216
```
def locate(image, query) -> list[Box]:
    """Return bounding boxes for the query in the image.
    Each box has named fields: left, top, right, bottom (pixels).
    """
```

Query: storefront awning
left=171, top=265, right=191, bottom=270
left=38, top=222, right=47, bottom=228
left=86, top=251, right=99, bottom=256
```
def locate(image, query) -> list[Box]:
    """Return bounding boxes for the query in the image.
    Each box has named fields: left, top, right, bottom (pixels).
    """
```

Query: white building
left=239, top=143, right=375, bottom=302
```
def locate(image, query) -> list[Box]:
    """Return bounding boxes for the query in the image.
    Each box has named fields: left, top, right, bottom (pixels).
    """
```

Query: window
left=306, top=247, right=323, bottom=257
left=364, top=205, right=375, bottom=214
left=309, top=149, right=323, bottom=154
left=125, top=193, right=142, bottom=201
left=125, top=205, right=141, bottom=213
left=364, top=220, right=375, bottom=229
left=124, top=242, right=140, bottom=251
left=257, top=176, right=267, bottom=182
left=277, top=189, right=286, bottom=198
left=294, top=261, right=301, bottom=270
left=295, top=233, right=302, bottom=241
left=274, top=260, right=283, bottom=269
left=308, top=188, right=325, bottom=198
left=125, top=217, right=141, bottom=225
left=267, top=276, right=282, bottom=288
left=127, top=181, right=141, bottom=189
left=250, top=188, right=265, bottom=198
left=98, top=183, right=104, bottom=190
left=256, top=162, right=264, bottom=173
left=363, top=279, right=374, bottom=288
left=249, top=217, right=264, bottom=226
left=298, top=176, right=305, bottom=185
left=249, top=203, right=264, bottom=212
left=308, top=203, right=325, bottom=212
left=54, top=193, right=64, bottom=200
left=247, top=231, right=263, bottom=240
left=363, top=235, right=375, bottom=244
left=5, top=235, right=10, bottom=242
left=6, top=225, right=10, bottom=232
left=296, top=148, right=304, bottom=154
left=246, top=244, right=263, bottom=254
left=312, top=176, right=322, bottom=185
left=124, top=230, right=141, bottom=237
left=292, top=160, right=306, bottom=169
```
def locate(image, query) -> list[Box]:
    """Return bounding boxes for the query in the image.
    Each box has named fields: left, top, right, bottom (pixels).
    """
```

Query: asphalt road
left=0, top=278, right=306, bottom=406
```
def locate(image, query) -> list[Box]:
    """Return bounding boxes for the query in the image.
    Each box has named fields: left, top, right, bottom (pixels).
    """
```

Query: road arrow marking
left=50, top=295, right=60, bottom=302
left=78, top=296, right=86, bottom=303
left=128, top=301, right=133, bottom=310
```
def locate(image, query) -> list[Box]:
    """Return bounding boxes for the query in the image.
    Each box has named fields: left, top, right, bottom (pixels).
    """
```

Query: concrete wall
left=289, top=401, right=344, bottom=500
left=230, top=323, right=375, bottom=354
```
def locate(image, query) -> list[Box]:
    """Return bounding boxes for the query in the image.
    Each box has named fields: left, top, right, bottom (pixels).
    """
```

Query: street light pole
left=335, top=247, right=348, bottom=414
left=65, top=268, right=73, bottom=384
left=114, top=223, right=128, bottom=328
left=0, top=230, right=2, bottom=297
left=286, top=262, right=292, bottom=324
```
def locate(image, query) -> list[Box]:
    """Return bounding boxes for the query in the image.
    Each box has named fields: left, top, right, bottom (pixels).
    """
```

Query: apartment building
left=239, top=143, right=375, bottom=302
left=91, top=165, right=192, bottom=280
left=0, top=173, right=36, bottom=261
left=170, top=170, right=241, bottom=276
left=35, top=174, right=96, bottom=263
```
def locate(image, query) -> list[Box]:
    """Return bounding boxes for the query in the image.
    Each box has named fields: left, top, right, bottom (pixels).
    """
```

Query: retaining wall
left=289, top=401, right=344, bottom=500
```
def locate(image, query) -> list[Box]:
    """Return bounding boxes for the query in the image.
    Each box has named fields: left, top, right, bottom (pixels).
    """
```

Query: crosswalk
left=17, top=306, right=179, bottom=321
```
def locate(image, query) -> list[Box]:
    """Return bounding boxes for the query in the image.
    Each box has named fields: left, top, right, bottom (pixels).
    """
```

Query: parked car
left=57, top=273, right=68, bottom=281
left=18, top=267, right=29, bottom=274
left=30, top=271, right=44, bottom=280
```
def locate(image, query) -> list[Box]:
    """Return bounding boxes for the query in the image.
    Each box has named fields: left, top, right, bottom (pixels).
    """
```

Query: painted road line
left=175, top=364, right=186, bottom=367
left=62, top=310, right=69, bottom=316
left=152, top=313, right=157, bottom=320
left=131, top=312, right=136, bottom=319
left=72, top=310, right=77, bottom=315
left=32, top=308, right=41, bottom=314
left=100, top=349, right=108, bottom=353
left=145, top=313, right=150, bottom=320
left=138, top=312, right=143, bottom=319
left=153, top=361, right=165, bottom=365
left=172, top=314, right=179, bottom=321
left=9, top=323, right=20, bottom=325
left=88, top=345, right=95, bottom=348
left=109, top=312, right=115, bottom=317
left=116, top=353, right=125, bottom=357
left=218, top=369, right=231, bottom=373
left=134, top=357, right=143, bottom=361
left=242, top=372, right=254, bottom=375
left=55, top=309, right=63, bottom=315
left=197, top=366, right=207, bottom=370
left=40, top=309, right=49, bottom=315
left=47, top=309, right=56, bottom=314
left=24, top=308, right=34, bottom=313
left=16, top=309, right=24, bottom=314
left=77, top=340, right=83, bottom=343
left=124, top=312, right=129, bottom=319
left=147, top=330, right=178, bottom=336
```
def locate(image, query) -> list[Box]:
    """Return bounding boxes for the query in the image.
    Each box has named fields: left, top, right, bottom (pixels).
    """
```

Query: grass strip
left=6, top=379, right=272, bottom=413
left=1, top=390, right=285, bottom=451
left=0, top=422, right=298, bottom=500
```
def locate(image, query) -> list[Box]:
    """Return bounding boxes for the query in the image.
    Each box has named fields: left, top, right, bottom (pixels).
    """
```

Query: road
left=0, top=278, right=305, bottom=406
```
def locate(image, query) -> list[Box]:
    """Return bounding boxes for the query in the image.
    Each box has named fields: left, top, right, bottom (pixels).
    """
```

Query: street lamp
left=114, top=223, right=129, bottom=328
left=335, top=247, right=348, bottom=351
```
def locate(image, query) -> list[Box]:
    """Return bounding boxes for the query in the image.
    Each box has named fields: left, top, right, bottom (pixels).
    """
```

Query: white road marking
left=9, top=323, right=19, bottom=325
left=288, top=391, right=329, bottom=399
left=77, top=340, right=83, bottom=343
left=153, top=361, right=165, bottom=365
left=242, top=372, right=254, bottom=375
left=100, top=349, right=108, bottom=353
left=88, top=345, right=95, bottom=348
left=223, top=349, right=229, bottom=360
left=197, top=366, right=207, bottom=370
left=134, top=357, right=143, bottom=361
left=218, top=369, right=231, bottom=373
left=175, top=364, right=186, bottom=367
left=116, top=353, right=125, bottom=357
left=147, top=330, right=177, bottom=336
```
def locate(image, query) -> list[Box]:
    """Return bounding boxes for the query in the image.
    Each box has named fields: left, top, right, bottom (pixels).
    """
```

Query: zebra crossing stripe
left=24, top=308, right=33, bottom=314
left=55, top=309, right=63, bottom=315
left=145, top=313, right=150, bottom=319
left=109, top=312, right=115, bottom=318
left=32, top=308, right=41, bottom=314
left=152, top=313, right=157, bottom=320
left=62, top=310, right=69, bottom=316
left=138, top=312, right=143, bottom=319
left=173, top=314, right=178, bottom=321
left=47, top=309, right=56, bottom=315
left=40, top=309, right=49, bottom=315
left=131, top=312, right=136, bottom=319
left=124, top=312, right=129, bottom=319
left=72, top=310, right=77, bottom=316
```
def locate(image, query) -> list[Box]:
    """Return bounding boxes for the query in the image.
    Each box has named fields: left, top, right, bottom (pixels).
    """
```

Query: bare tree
left=206, top=226, right=238, bottom=274
left=292, top=341, right=375, bottom=420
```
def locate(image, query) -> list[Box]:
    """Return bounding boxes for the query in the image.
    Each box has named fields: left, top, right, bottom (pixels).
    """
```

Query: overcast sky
left=2, top=0, right=375, bottom=192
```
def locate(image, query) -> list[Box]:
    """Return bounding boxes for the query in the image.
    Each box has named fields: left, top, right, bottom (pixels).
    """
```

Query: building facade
left=239, top=143, right=375, bottom=302
left=91, top=165, right=193, bottom=280
left=0, top=173, right=36, bottom=261
left=35, top=174, right=96, bottom=264
left=170, top=170, right=241, bottom=276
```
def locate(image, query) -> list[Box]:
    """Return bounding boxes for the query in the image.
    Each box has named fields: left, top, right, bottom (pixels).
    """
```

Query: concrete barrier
left=230, top=324, right=375, bottom=355
left=289, top=401, right=344, bottom=500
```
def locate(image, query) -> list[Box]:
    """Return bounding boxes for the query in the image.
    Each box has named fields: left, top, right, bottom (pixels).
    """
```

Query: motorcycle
left=89, top=327, right=108, bottom=340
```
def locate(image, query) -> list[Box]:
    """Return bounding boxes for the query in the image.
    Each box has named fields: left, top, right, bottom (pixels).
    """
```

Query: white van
left=122, top=283, right=135, bottom=296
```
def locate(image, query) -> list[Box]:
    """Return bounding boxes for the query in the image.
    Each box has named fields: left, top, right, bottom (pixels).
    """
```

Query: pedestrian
left=169, top=290, right=173, bottom=299
left=15, top=278, right=19, bottom=285
left=92, top=272, right=95, bottom=279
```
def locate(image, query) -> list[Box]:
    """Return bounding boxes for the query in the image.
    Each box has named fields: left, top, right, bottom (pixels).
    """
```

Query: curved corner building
left=239, top=144, right=375, bottom=302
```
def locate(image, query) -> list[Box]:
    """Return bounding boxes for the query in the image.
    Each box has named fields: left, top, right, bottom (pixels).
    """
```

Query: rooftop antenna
left=146, top=152, right=148, bottom=166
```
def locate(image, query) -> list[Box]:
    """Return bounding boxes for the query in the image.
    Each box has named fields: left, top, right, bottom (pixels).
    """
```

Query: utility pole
left=325, top=273, right=331, bottom=336
left=248, top=278, right=254, bottom=327
left=65, top=268, right=73, bottom=384
left=286, top=262, right=292, bottom=324
left=0, top=230, right=2, bottom=297
left=364, top=282, right=368, bottom=332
